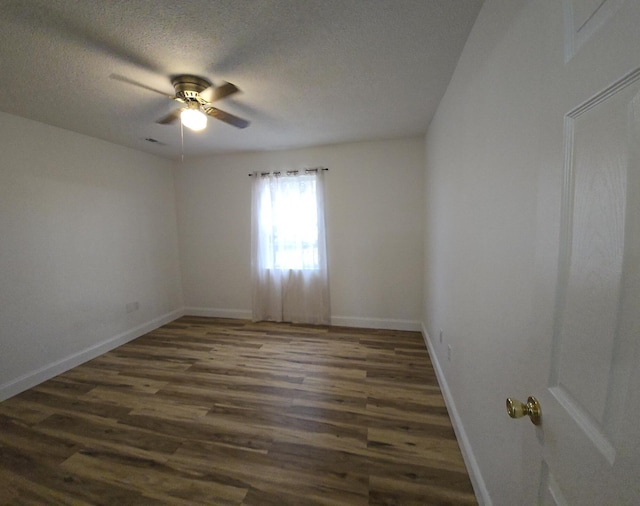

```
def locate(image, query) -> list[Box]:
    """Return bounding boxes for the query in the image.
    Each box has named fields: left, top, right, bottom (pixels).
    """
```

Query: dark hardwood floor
left=0, top=316, right=477, bottom=505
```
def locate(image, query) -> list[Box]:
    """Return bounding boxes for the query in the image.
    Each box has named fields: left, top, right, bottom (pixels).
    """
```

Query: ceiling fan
left=110, top=74, right=250, bottom=131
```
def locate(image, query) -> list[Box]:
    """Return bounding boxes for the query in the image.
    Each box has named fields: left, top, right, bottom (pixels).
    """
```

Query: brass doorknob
left=506, top=396, right=541, bottom=425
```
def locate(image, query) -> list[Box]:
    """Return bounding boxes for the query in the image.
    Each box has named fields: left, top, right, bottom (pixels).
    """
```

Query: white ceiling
left=0, top=0, right=483, bottom=160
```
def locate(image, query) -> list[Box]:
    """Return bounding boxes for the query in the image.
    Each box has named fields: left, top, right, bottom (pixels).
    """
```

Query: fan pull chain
left=180, top=120, right=184, bottom=162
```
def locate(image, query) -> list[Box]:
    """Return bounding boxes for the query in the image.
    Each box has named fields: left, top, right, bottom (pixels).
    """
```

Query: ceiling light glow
left=181, top=108, right=207, bottom=131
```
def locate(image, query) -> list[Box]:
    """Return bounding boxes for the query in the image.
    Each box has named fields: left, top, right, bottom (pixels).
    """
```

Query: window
left=259, top=174, right=319, bottom=270
left=250, top=169, right=330, bottom=324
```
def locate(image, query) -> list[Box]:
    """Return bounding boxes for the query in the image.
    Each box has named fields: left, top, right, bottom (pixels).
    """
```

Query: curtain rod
left=247, top=167, right=329, bottom=177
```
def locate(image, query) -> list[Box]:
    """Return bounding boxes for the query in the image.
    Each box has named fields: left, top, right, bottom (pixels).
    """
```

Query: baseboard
left=421, top=323, right=492, bottom=506
left=183, top=307, right=253, bottom=320
left=331, top=315, right=422, bottom=331
left=0, top=308, right=184, bottom=402
left=182, top=308, right=421, bottom=332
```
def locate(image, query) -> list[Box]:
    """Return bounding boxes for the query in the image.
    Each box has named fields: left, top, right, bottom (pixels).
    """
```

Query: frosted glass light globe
left=180, top=108, right=207, bottom=131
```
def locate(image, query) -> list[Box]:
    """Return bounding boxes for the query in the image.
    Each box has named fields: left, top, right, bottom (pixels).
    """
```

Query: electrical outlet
left=447, top=344, right=452, bottom=361
left=125, top=301, right=139, bottom=313
left=439, top=329, right=443, bottom=344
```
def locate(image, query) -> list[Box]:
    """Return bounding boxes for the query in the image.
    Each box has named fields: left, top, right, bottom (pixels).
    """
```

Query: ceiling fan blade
left=200, top=82, right=239, bottom=103
left=109, top=74, right=175, bottom=99
left=156, top=109, right=181, bottom=125
left=204, top=107, right=250, bottom=129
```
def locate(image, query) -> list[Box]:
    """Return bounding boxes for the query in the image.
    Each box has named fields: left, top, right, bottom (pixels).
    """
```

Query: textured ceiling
left=0, top=0, right=483, bottom=159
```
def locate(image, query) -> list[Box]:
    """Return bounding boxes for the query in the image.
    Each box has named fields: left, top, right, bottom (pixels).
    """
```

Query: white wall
left=422, top=0, right=640, bottom=504
left=174, top=137, right=425, bottom=329
left=0, top=112, right=183, bottom=400
left=422, top=2, right=547, bottom=501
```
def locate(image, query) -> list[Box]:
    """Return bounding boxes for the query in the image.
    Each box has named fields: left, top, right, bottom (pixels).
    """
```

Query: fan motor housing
left=172, top=75, right=211, bottom=100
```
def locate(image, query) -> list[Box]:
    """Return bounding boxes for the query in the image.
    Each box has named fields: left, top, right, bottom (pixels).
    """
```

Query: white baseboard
left=183, top=307, right=252, bottom=320
left=182, top=308, right=421, bottom=332
left=421, top=323, right=492, bottom=506
left=0, top=308, right=184, bottom=402
left=331, top=315, right=422, bottom=331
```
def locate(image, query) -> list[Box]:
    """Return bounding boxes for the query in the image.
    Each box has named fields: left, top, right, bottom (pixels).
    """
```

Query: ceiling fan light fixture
left=180, top=107, right=207, bottom=131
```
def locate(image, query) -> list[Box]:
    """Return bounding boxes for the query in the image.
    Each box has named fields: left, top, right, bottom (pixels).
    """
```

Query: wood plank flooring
left=0, top=316, right=477, bottom=505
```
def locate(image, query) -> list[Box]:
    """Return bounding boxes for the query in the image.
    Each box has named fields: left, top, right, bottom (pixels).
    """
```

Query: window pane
left=266, top=175, right=319, bottom=270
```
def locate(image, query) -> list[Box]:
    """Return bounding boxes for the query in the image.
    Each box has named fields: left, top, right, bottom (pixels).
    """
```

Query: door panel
left=539, top=67, right=640, bottom=505
left=562, top=0, right=626, bottom=61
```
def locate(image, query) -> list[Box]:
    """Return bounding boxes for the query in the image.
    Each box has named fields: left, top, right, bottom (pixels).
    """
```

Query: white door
left=525, top=1, right=640, bottom=504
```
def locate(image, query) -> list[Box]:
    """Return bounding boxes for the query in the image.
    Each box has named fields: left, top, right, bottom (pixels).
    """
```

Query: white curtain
left=251, top=170, right=330, bottom=324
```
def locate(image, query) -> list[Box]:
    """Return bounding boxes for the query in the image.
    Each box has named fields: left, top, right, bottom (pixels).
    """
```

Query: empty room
left=1, top=1, right=639, bottom=505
